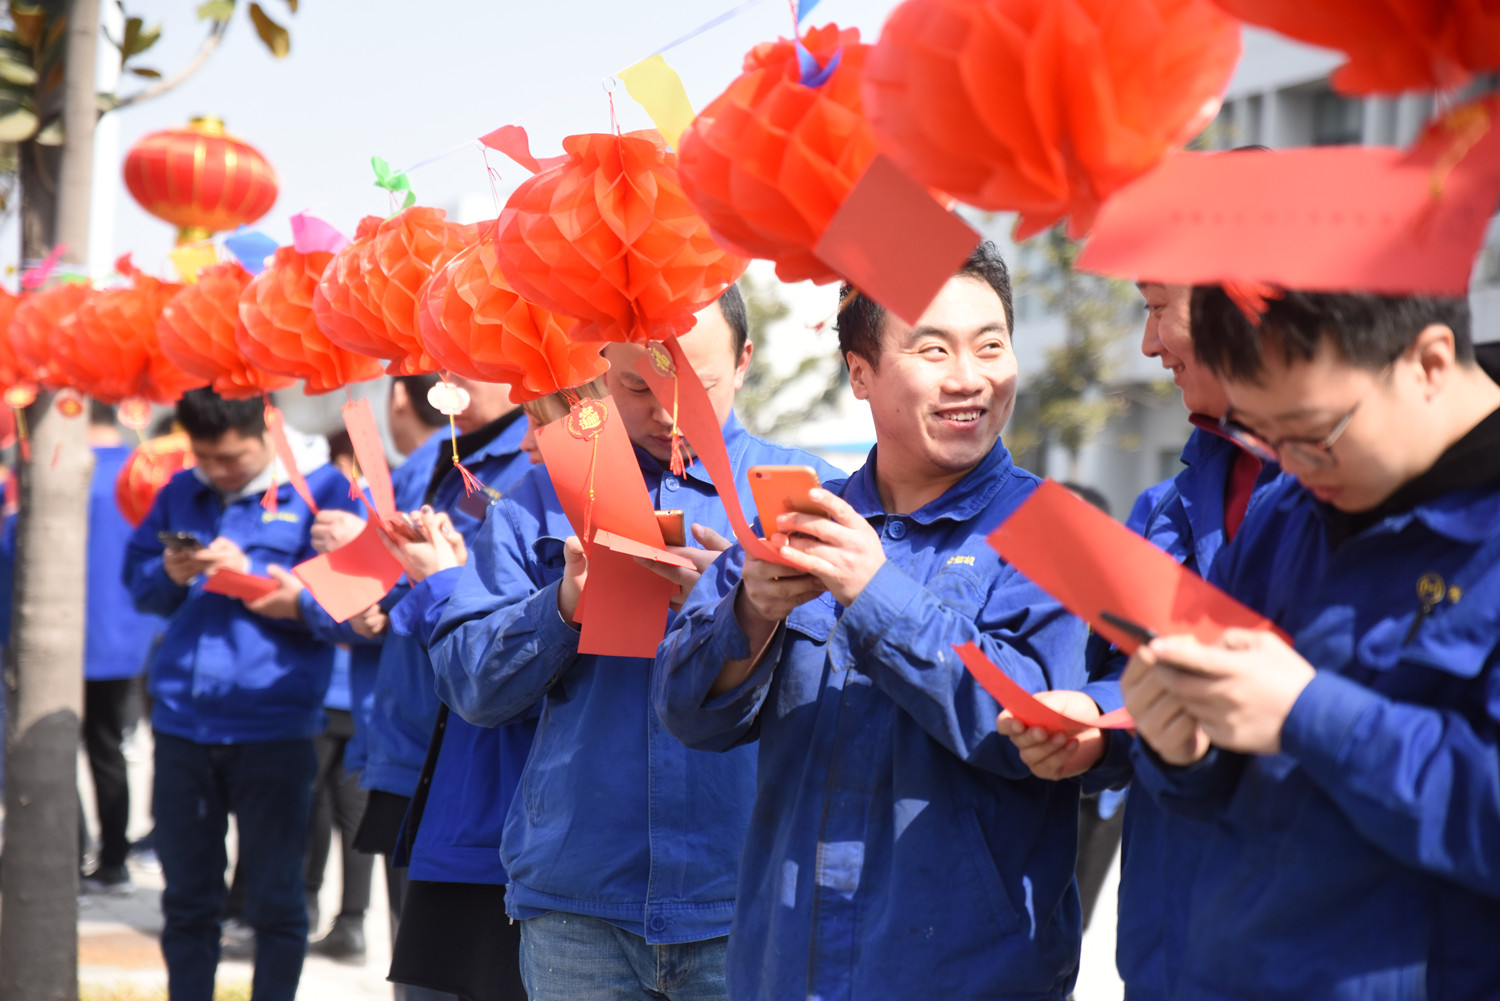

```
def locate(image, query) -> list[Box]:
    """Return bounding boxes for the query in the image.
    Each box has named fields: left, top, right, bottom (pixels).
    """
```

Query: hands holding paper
left=350, top=603, right=389, bottom=639
left=997, top=693, right=1110, bottom=780
left=311, top=510, right=368, bottom=554
left=1122, top=630, right=1315, bottom=763
left=557, top=536, right=587, bottom=626
left=164, top=537, right=248, bottom=585
left=634, top=524, right=732, bottom=611
left=245, top=566, right=306, bottom=621
left=379, top=507, right=467, bottom=583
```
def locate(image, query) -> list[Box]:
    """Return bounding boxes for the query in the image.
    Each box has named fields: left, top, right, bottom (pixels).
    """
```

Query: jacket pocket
left=785, top=592, right=838, bottom=642
left=954, top=807, right=1022, bottom=936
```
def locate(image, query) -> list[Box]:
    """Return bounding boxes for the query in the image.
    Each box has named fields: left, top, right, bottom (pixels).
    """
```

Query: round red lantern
left=240, top=245, right=386, bottom=395
left=862, top=0, right=1241, bottom=239
left=10, top=281, right=90, bottom=389
left=158, top=261, right=294, bottom=399
left=0, top=287, right=33, bottom=389
left=124, top=116, right=278, bottom=244
left=53, top=256, right=205, bottom=404
left=115, top=430, right=196, bottom=526
left=678, top=24, right=878, bottom=284
left=417, top=236, right=607, bottom=401
left=495, top=130, right=750, bottom=345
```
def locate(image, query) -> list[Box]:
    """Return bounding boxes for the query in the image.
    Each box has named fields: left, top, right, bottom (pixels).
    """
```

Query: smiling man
left=654, top=244, right=1091, bottom=1001
left=1122, top=288, right=1500, bottom=999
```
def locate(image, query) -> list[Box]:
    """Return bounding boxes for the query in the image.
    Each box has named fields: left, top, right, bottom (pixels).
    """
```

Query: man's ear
left=847, top=351, right=874, bottom=401
left=732, top=340, right=754, bottom=392
left=389, top=379, right=410, bottom=414
left=1412, top=324, right=1459, bottom=399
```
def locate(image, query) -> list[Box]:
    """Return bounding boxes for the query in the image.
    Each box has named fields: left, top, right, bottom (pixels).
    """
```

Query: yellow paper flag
left=619, top=54, right=696, bottom=150
left=167, top=244, right=219, bottom=284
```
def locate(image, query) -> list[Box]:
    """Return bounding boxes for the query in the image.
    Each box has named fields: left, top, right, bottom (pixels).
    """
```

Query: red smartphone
left=655, top=510, right=686, bottom=547
left=748, top=465, right=823, bottom=535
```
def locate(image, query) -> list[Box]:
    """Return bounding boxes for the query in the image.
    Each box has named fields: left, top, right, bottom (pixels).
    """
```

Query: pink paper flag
left=291, top=212, right=350, bottom=255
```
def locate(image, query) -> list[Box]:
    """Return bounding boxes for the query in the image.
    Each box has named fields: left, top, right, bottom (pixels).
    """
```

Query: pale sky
left=65, top=0, right=906, bottom=278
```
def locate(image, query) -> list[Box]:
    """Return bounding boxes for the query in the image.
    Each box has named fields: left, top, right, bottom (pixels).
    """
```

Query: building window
left=1312, top=90, right=1364, bottom=145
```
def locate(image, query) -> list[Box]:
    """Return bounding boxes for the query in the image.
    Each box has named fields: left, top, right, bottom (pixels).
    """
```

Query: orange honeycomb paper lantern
left=158, top=261, right=294, bottom=399
left=417, top=235, right=607, bottom=401
left=53, top=257, right=205, bottom=404
left=10, top=282, right=91, bottom=390
left=124, top=116, right=278, bottom=244
left=240, top=246, right=386, bottom=395
left=677, top=24, right=878, bottom=284
left=115, top=430, right=196, bottom=526
left=1208, top=0, right=1500, bottom=94
left=314, top=208, right=474, bottom=374
left=862, top=0, right=1242, bottom=239
left=0, top=288, right=33, bottom=389
left=495, top=129, right=749, bottom=345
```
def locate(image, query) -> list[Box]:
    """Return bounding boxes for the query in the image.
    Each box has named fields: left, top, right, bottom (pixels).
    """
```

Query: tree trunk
left=0, top=2, right=99, bottom=998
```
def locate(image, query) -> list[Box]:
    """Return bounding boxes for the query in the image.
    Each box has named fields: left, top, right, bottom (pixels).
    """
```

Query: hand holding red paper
left=243, top=566, right=307, bottom=620
left=204, top=567, right=280, bottom=603
left=379, top=507, right=467, bottom=583
left=769, top=489, right=886, bottom=608
left=996, top=689, right=1114, bottom=780
left=1121, top=643, right=1212, bottom=766
left=626, top=523, right=733, bottom=612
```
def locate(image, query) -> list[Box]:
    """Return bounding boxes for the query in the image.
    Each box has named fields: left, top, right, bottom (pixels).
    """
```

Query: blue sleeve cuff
left=832, top=560, right=919, bottom=666
left=699, top=585, right=782, bottom=710
left=1280, top=670, right=1379, bottom=777
left=388, top=567, right=463, bottom=644
left=529, top=579, right=582, bottom=654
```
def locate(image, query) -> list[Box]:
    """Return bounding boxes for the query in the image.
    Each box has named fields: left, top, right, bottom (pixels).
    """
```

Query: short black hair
left=719, top=283, right=749, bottom=358
left=175, top=387, right=267, bottom=441
left=1191, top=287, right=1473, bottom=383
left=394, top=374, right=446, bottom=429
left=836, top=241, right=1014, bottom=368
left=1060, top=481, right=1111, bottom=517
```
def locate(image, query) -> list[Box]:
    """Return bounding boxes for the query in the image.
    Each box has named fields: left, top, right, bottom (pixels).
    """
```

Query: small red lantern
left=10, top=281, right=90, bottom=389
left=496, top=131, right=749, bottom=345
left=158, top=261, right=294, bottom=399
left=240, top=246, right=386, bottom=395
left=124, top=116, right=278, bottom=245
left=115, top=430, right=196, bottom=526
left=678, top=25, right=878, bottom=284
left=417, top=236, right=607, bottom=401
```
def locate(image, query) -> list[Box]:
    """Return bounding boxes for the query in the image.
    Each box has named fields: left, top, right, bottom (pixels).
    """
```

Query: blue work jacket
left=1132, top=472, right=1500, bottom=1000
left=426, top=414, right=838, bottom=943
left=654, top=442, right=1092, bottom=1001
left=123, top=462, right=362, bottom=744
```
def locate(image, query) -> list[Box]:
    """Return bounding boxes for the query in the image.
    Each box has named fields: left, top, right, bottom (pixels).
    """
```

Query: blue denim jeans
left=153, top=733, right=317, bottom=1001
left=519, top=911, right=728, bottom=1001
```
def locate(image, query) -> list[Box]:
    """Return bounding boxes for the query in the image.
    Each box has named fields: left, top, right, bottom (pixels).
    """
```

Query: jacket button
left=648, top=915, right=667, bottom=933
left=663, top=476, right=680, bottom=492
left=887, top=519, right=907, bottom=540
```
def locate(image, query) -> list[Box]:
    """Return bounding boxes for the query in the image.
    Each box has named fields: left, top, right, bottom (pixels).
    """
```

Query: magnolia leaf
left=129, top=66, right=161, bottom=78
left=11, top=8, right=45, bottom=50
left=0, top=59, right=37, bottom=86
left=196, top=0, right=236, bottom=20
left=248, top=3, right=290, bottom=58
left=96, top=91, right=120, bottom=113
left=0, top=107, right=38, bottom=142
left=34, top=117, right=62, bottom=145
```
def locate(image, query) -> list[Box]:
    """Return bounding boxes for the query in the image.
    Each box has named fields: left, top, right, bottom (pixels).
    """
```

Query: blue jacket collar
left=843, top=439, right=1017, bottom=525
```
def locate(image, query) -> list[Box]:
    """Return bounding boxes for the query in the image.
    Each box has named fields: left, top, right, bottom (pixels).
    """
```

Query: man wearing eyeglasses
left=1120, top=289, right=1500, bottom=999
left=998, top=281, right=1281, bottom=1001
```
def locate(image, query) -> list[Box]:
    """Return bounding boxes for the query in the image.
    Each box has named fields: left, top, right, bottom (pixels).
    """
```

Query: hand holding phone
left=158, top=530, right=203, bottom=552
left=747, top=466, right=823, bottom=537
left=655, top=510, right=686, bottom=547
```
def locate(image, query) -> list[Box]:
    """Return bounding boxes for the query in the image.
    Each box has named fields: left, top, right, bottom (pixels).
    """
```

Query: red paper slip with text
left=987, top=480, right=1287, bottom=653
left=203, top=569, right=279, bottom=602
left=292, top=521, right=404, bottom=623
left=954, top=642, right=1134, bottom=735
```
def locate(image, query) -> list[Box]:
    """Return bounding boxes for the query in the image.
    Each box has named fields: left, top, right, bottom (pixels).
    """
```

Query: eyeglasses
left=1219, top=404, right=1360, bottom=470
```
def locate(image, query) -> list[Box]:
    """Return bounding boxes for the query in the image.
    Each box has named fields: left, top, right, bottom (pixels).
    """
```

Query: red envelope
left=534, top=395, right=677, bottom=658
left=988, top=480, right=1286, bottom=654
left=203, top=568, right=279, bottom=602
left=342, top=397, right=396, bottom=521
left=954, top=642, right=1135, bottom=735
left=292, top=521, right=403, bottom=623
left=593, top=528, right=696, bottom=570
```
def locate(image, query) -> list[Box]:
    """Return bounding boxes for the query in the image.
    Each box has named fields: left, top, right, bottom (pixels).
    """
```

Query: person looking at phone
left=122, top=389, right=363, bottom=1001
left=653, top=243, right=1090, bottom=1001
left=412, top=286, right=839, bottom=1001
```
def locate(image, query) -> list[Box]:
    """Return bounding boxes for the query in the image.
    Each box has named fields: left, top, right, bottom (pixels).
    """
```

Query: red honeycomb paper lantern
left=863, top=0, right=1241, bottom=239
left=240, top=246, right=386, bottom=395
left=158, top=261, right=294, bottom=399
left=495, top=130, right=749, bottom=345
left=115, top=431, right=196, bottom=526
left=678, top=24, right=878, bottom=284
left=10, top=282, right=90, bottom=390
left=124, top=116, right=278, bottom=244
left=0, top=288, right=33, bottom=389
left=417, top=235, right=607, bottom=401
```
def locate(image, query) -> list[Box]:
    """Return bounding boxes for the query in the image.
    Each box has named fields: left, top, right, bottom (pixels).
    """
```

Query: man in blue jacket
left=1122, top=290, right=1500, bottom=1000
left=123, top=389, right=362, bottom=1001
left=654, top=246, right=1091, bottom=1001
left=420, top=287, right=838, bottom=1001
left=999, top=281, right=1281, bottom=1000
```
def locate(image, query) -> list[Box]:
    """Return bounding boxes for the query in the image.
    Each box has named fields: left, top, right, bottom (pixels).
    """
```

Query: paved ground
left=12, top=727, right=1126, bottom=1000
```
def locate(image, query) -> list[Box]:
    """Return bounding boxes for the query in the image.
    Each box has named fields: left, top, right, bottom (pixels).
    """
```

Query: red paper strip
left=633, top=340, right=786, bottom=566
left=593, top=528, right=695, bottom=569
left=478, top=124, right=568, bottom=175
left=811, top=153, right=982, bottom=326
left=342, top=397, right=395, bottom=521
left=265, top=405, right=320, bottom=514
left=1076, top=99, right=1500, bottom=296
left=203, top=568, right=280, bottom=602
left=533, top=395, right=676, bottom=658
left=988, top=480, right=1286, bottom=654
left=292, top=521, right=403, bottom=623
left=954, top=642, right=1134, bottom=735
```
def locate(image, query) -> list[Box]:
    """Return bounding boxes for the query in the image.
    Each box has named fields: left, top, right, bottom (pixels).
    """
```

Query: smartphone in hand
left=655, top=510, right=686, bottom=547
left=748, top=466, right=823, bottom=536
left=158, top=531, right=204, bottom=552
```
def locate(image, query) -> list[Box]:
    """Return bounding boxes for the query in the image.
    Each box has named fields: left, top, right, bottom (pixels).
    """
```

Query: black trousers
left=82, top=677, right=135, bottom=868
left=305, top=709, right=374, bottom=921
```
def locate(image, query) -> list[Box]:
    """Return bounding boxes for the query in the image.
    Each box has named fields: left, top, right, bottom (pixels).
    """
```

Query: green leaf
left=121, top=17, right=161, bottom=58
left=196, top=0, right=236, bottom=21
left=96, top=91, right=120, bottom=113
left=0, top=107, right=38, bottom=142
left=33, top=117, right=62, bottom=145
left=0, top=58, right=37, bottom=86
left=129, top=66, right=162, bottom=78
left=402, top=190, right=416, bottom=210
left=248, top=3, right=290, bottom=58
